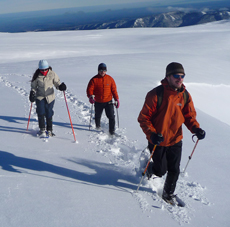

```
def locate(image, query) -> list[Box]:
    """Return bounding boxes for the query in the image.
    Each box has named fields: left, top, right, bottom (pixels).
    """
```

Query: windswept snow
left=0, top=20, right=230, bottom=227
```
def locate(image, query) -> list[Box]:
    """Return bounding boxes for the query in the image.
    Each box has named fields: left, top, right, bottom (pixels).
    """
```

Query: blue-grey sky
left=0, top=0, right=227, bottom=14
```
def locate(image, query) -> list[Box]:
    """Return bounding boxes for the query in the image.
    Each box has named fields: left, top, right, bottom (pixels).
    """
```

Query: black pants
left=94, top=101, right=115, bottom=133
left=148, top=141, right=182, bottom=195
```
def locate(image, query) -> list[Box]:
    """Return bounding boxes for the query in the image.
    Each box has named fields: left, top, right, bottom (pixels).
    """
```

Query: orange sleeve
left=86, top=78, right=94, bottom=98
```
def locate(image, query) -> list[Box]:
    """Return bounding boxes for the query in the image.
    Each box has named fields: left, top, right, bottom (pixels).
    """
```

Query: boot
left=162, top=190, right=177, bottom=206
left=162, top=176, right=178, bottom=205
left=38, top=128, right=46, bottom=137
left=47, top=130, right=55, bottom=137
left=46, top=117, right=55, bottom=136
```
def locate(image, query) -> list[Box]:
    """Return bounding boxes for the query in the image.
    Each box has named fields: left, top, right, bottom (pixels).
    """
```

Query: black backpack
left=156, top=85, right=189, bottom=109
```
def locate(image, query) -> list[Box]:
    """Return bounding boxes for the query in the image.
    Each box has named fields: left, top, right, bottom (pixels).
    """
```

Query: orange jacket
left=87, top=74, right=119, bottom=103
left=138, top=78, right=200, bottom=147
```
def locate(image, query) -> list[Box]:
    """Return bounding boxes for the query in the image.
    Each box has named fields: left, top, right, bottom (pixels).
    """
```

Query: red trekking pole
left=136, top=144, right=157, bottom=192
left=26, top=102, right=33, bottom=131
left=63, top=91, right=77, bottom=142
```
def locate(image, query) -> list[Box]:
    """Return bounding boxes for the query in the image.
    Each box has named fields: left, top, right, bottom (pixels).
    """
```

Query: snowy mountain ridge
left=65, top=8, right=230, bottom=30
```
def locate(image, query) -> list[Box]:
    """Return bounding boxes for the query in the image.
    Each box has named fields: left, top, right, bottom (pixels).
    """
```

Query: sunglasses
left=99, top=69, right=107, bottom=72
left=40, top=68, right=48, bottom=72
left=172, top=74, right=185, bottom=79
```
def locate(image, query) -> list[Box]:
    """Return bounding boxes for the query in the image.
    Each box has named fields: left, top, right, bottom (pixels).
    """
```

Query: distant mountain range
left=74, top=8, right=230, bottom=30
left=0, top=6, right=229, bottom=32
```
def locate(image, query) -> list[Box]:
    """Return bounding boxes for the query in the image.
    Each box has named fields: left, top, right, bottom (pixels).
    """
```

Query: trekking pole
left=116, top=108, right=119, bottom=128
left=182, top=138, right=199, bottom=174
left=26, top=102, right=33, bottom=131
left=63, top=91, right=77, bottom=142
left=89, top=103, right=93, bottom=131
left=136, top=144, right=157, bottom=192
left=113, top=102, right=119, bottom=128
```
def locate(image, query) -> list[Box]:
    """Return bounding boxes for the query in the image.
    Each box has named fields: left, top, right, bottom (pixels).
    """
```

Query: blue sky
left=0, top=0, right=228, bottom=14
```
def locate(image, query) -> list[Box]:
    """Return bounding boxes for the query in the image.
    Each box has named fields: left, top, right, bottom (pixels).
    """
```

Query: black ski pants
left=148, top=140, right=182, bottom=195
left=94, top=101, right=115, bottom=133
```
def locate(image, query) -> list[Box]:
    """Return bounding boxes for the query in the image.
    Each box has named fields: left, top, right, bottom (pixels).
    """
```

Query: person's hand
left=59, top=82, right=67, bottom=91
left=114, top=99, right=120, bottom=108
left=150, top=133, right=164, bottom=145
left=29, top=91, right=36, bottom=102
left=194, top=128, right=206, bottom=140
left=89, top=95, right=95, bottom=104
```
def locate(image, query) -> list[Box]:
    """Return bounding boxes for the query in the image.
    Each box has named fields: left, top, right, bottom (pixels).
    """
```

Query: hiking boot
left=47, top=130, right=55, bottom=137
left=38, top=128, right=46, bottom=137
left=96, top=126, right=102, bottom=131
left=39, top=128, right=45, bottom=133
left=162, top=190, right=178, bottom=206
left=109, top=130, right=115, bottom=135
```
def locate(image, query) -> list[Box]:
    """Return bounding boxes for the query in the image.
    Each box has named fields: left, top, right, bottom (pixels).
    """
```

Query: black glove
left=29, top=90, right=36, bottom=102
left=194, top=128, right=206, bottom=140
left=150, top=133, right=164, bottom=145
left=59, top=82, right=67, bottom=91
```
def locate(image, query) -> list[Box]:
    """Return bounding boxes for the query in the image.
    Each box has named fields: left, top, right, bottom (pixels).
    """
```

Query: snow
left=1, top=20, right=230, bottom=226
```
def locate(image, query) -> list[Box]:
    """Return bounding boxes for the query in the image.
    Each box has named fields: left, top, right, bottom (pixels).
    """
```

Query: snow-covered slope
left=0, top=20, right=230, bottom=226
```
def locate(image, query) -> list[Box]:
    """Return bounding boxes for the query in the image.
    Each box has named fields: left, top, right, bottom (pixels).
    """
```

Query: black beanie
left=166, top=62, right=185, bottom=76
left=98, top=63, right=107, bottom=71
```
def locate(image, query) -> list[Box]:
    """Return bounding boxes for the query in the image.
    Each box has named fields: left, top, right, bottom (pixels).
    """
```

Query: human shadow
left=0, top=150, right=151, bottom=193
left=0, top=115, right=90, bottom=134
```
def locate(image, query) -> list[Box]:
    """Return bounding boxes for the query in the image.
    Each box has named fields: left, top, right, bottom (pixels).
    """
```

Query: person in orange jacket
left=138, top=62, right=205, bottom=205
left=87, top=63, right=119, bottom=135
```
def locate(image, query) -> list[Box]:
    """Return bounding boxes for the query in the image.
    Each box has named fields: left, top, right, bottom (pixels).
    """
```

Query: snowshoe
left=47, top=130, right=55, bottom=137
left=38, top=129, right=47, bottom=138
left=162, top=191, right=185, bottom=207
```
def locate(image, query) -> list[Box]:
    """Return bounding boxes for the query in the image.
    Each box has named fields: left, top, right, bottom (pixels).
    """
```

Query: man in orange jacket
left=87, top=63, right=119, bottom=135
left=138, top=62, right=205, bottom=205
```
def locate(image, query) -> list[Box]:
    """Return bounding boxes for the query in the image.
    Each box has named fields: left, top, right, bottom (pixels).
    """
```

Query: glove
left=59, top=82, right=67, bottom=91
left=194, top=128, right=206, bottom=140
left=89, top=95, right=95, bottom=104
left=29, top=90, right=36, bottom=102
left=150, top=133, right=164, bottom=145
left=114, top=99, right=120, bottom=108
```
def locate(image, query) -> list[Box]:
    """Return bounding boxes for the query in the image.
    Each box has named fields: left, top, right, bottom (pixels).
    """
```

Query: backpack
left=156, top=85, right=189, bottom=109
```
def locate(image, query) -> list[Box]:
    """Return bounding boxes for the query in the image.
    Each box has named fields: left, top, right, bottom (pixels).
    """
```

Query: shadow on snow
left=0, top=115, right=90, bottom=133
left=0, top=150, right=150, bottom=194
